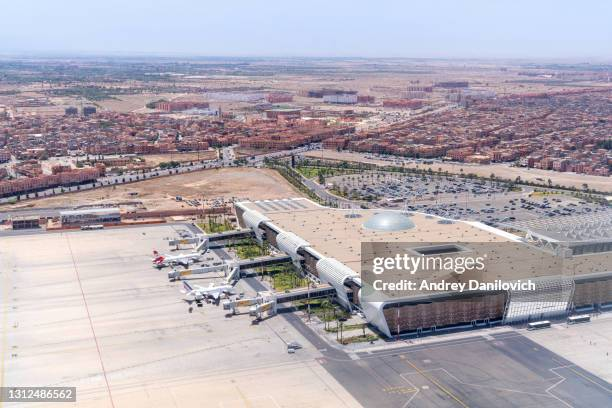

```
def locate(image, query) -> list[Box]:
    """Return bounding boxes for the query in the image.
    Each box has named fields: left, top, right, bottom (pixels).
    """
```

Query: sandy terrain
left=96, top=93, right=180, bottom=113
left=141, top=151, right=217, bottom=165
left=1, top=167, right=302, bottom=211
left=304, top=150, right=612, bottom=193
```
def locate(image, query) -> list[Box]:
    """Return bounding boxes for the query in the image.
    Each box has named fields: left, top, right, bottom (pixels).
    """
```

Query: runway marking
left=233, top=385, right=252, bottom=408
left=402, top=358, right=469, bottom=408
left=382, top=385, right=418, bottom=395
left=550, top=365, right=612, bottom=394
left=544, top=368, right=574, bottom=408
left=364, top=332, right=523, bottom=360
left=399, top=375, right=420, bottom=408
left=433, top=368, right=554, bottom=398
left=401, top=364, right=579, bottom=407
left=566, top=366, right=611, bottom=394
left=65, top=234, right=115, bottom=408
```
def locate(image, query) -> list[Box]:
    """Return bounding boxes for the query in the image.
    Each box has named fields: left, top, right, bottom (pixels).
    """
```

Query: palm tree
left=320, top=299, right=332, bottom=330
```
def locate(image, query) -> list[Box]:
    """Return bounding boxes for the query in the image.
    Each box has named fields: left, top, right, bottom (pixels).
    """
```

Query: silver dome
left=363, top=212, right=415, bottom=231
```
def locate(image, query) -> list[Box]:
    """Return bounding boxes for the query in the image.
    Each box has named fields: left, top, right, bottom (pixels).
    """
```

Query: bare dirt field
left=305, top=150, right=612, bottom=193
left=2, top=167, right=303, bottom=211
left=141, top=151, right=217, bottom=165
left=234, top=147, right=271, bottom=158
left=96, top=93, right=180, bottom=113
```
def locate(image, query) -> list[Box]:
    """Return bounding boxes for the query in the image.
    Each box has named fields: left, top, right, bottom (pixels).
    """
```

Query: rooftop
left=60, top=207, right=120, bottom=216
left=238, top=198, right=610, bottom=293
left=239, top=198, right=511, bottom=273
left=363, top=211, right=416, bottom=232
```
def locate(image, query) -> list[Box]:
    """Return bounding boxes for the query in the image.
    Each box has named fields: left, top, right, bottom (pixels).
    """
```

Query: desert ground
left=140, top=151, right=218, bottom=166
left=1, top=167, right=303, bottom=211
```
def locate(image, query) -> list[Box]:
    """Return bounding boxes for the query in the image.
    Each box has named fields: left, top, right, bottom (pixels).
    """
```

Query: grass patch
left=325, top=323, right=366, bottom=333
left=198, top=217, right=233, bottom=234
left=227, top=238, right=270, bottom=259
left=272, top=270, right=309, bottom=291
left=295, top=165, right=359, bottom=180
left=294, top=165, right=320, bottom=179
left=339, top=334, right=379, bottom=345
left=294, top=298, right=350, bottom=323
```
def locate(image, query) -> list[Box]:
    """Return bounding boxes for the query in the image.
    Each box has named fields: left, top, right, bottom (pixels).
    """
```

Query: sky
left=1, top=0, right=611, bottom=60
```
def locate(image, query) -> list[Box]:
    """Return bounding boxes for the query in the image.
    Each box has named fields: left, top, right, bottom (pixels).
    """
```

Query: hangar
left=235, top=198, right=612, bottom=337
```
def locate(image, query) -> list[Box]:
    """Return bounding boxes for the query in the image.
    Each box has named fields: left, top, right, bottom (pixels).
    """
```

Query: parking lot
left=328, top=172, right=510, bottom=205
left=327, top=171, right=609, bottom=227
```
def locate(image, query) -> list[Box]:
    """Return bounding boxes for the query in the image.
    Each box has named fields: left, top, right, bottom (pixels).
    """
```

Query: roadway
left=300, top=172, right=360, bottom=209
left=0, top=144, right=320, bottom=219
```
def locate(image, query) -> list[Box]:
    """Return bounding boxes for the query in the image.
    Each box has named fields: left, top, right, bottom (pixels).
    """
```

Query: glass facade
left=503, top=276, right=574, bottom=323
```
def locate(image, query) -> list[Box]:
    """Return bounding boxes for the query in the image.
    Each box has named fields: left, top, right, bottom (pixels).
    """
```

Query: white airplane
left=181, top=280, right=234, bottom=304
left=152, top=250, right=201, bottom=268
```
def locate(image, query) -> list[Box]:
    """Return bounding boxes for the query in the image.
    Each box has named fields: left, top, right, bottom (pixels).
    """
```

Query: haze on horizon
left=1, top=0, right=611, bottom=61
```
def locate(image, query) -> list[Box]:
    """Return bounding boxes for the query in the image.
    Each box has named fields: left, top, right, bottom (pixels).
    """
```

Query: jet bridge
left=223, top=291, right=277, bottom=320
left=168, top=234, right=209, bottom=253
left=222, top=286, right=341, bottom=322
left=168, top=229, right=253, bottom=252
left=207, top=229, right=253, bottom=242
left=275, top=284, right=338, bottom=304
left=223, top=291, right=276, bottom=314
left=168, top=234, right=204, bottom=247
left=168, top=263, right=231, bottom=281
left=237, top=255, right=292, bottom=270
left=250, top=300, right=277, bottom=320
left=169, top=255, right=292, bottom=281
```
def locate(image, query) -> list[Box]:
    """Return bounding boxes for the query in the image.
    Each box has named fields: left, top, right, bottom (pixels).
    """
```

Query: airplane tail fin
left=182, top=280, right=194, bottom=293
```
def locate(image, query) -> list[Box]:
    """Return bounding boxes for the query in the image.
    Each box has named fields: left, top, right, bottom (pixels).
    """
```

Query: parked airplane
left=152, top=250, right=201, bottom=268
left=181, top=280, right=234, bottom=304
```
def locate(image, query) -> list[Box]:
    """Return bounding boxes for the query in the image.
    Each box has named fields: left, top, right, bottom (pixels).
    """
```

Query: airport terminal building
left=234, top=198, right=612, bottom=337
left=60, top=207, right=121, bottom=226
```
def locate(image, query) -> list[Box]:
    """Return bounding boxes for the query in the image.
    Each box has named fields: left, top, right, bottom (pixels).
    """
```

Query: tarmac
left=285, top=315, right=612, bottom=408
left=1, top=224, right=610, bottom=407
left=0, top=225, right=359, bottom=408
left=238, top=269, right=612, bottom=408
